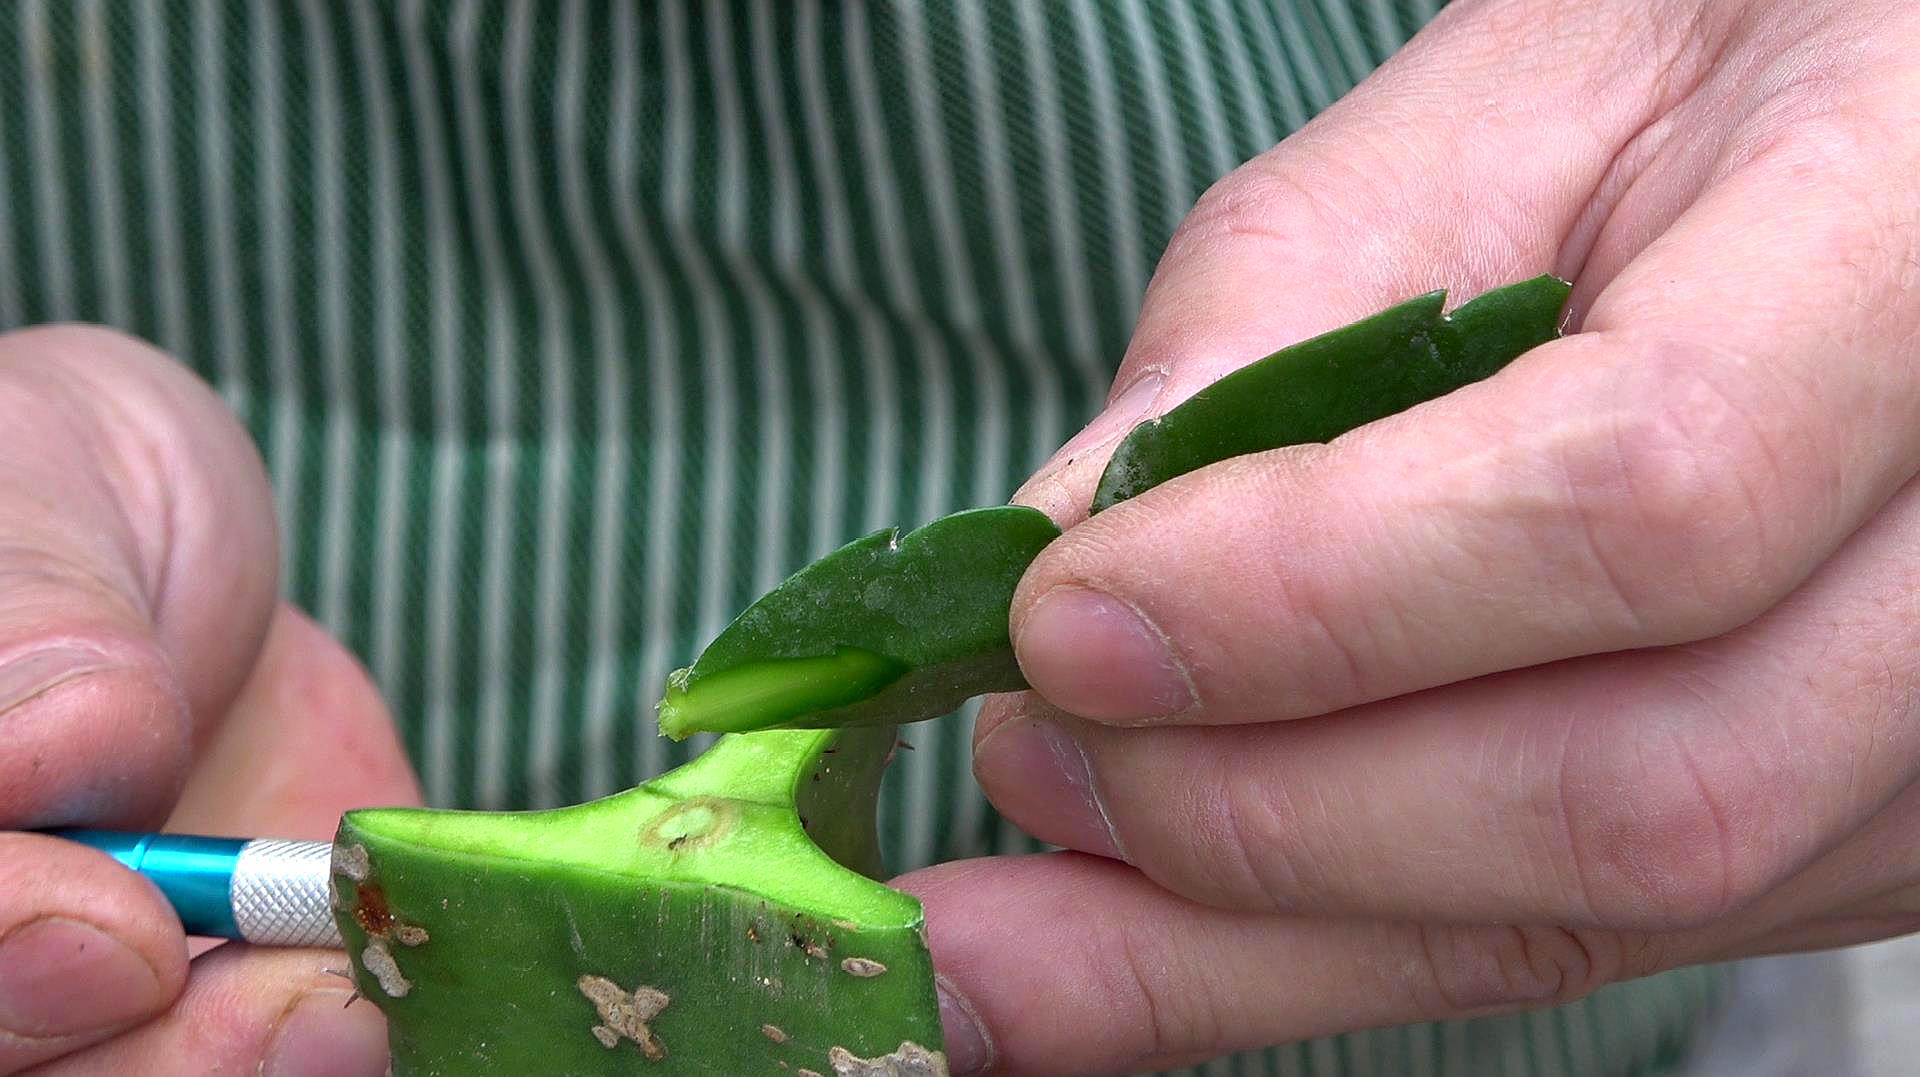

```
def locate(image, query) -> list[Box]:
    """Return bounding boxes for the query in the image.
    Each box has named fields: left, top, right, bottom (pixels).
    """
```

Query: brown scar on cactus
left=840, top=957, right=887, bottom=978
left=762, top=1023, right=789, bottom=1044
left=577, top=974, right=670, bottom=1060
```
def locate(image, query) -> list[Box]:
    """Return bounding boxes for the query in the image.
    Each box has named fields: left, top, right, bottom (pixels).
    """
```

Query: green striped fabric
left=0, top=2, right=1728, bottom=1073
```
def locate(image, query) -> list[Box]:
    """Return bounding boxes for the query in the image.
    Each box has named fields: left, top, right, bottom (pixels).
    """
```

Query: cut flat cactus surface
left=335, top=276, right=1569, bottom=1075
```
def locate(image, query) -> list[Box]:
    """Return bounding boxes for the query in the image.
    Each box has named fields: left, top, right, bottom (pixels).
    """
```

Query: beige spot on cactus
left=333, top=843, right=370, bottom=881
left=360, top=939, right=410, bottom=998
left=640, top=796, right=740, bottom=853
left=393, top=924, right=430, bottom=947
left=797, top=1070, right=823, bottom=1077
left=760, top=1023, right=788, bottom=1043
left=839, top=957, right=887, bottom=978
left=827, top=1042, right=948, bottom=1076
left=577, top=974, right=669, bottom=1062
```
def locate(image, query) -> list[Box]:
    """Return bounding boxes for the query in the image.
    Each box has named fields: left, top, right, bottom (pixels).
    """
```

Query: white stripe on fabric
left=1164, top=1, right=1238, bottom=178
left=1315, top=0, right=1379, bottom=88
left=302, top=0, right=357, bottom=641
left=660, top=1, right=737, bottom=737
left=704, top=2, right=789, bottom=598
left=504, top=0, right=579, bottom=808
left=192, top=0, right=246, bottom=409
left=1235, top=0, right=1312, bottom=135
left=79, top=0, right=130, bottom=328
left=23, top=0, right=74, bottom=319
left=1364, top=0, right=1405, bottom=61
left=1113, top=1, right=1198, bottom=231
left=347, top=0, right=409, bottom=698
left=747, top=0, right=846, bottom=564
left=1013, top=0, right=1106, bottom=386
left=954, top=1, right=1069, bottom=476
left=139, top=1, right=188, bottom=359
left=1206, top=0, right=1282, bottom=155
left=612, top=0, right=683, bottom=785
left=1273, top=0, right=1339, bottom=112
left=252, top=0, right=305, bottom=580
left=557, top=0, right=632, bottom=802
left=448, top=0, right=522, bottom=808
left=832, top=7, right=954, bottom=497
left=894, top=3, right=982, bottom=332
left=795, top=0, right=898, bottom=537
left=1066, top=0, right=1150, bottom=326
left=399, top=0, right=467, bottom=805
left=842, top=1, right=955, bottom=531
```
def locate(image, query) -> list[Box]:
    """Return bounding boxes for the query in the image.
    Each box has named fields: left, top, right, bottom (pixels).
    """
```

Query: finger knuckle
left=1165, top=163, right=1346, bottom=269
left=1414, top=922, right=1629, bottom=1014
left=1245, top=544, right=1377, bottom=714
left=1198, top=759, right=1321, bottom=912
left=1557, top=335, right=1800, bottom=640
left=1560, top=706, right=1784, bottom=930
left=1107, top=923, right=1222, bottom=1065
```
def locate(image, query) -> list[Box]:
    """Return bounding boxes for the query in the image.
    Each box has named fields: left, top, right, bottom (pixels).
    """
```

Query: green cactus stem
left=330, top=724, right=945, bottom=1075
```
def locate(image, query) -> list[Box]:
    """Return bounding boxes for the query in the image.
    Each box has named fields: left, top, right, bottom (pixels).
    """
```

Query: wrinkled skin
left=901, top=0, right=1920, bottom=1074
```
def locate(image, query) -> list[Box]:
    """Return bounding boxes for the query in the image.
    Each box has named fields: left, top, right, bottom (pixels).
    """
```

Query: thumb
left=0, top=325, right=279, bottom=1071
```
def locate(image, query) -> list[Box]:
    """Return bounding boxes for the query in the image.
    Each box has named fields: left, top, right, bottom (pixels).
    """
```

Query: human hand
left=899, top=0, right=1920, bottom=1073
left=0, top=327, right=420, bottom=1075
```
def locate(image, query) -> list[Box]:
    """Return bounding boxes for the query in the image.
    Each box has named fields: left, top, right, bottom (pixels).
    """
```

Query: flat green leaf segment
left=659, top=276, right=1569, bottom=740
left=1091, top=273, right=1571, bottom=512
left=333, top=726, right=946, bottom=1075
left=656, top=505, right=1062, bottom=739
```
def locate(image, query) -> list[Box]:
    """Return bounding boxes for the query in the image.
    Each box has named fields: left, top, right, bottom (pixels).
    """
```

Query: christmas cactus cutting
left=330, top=275, right=1569, bottom=1075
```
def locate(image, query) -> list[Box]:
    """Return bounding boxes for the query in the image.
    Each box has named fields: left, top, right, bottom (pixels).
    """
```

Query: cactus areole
left=332, top=277, right=1570, bottom=1074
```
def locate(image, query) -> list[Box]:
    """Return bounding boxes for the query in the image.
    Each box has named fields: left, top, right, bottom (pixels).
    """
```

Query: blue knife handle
left=45, top=829, right=342, bottom=948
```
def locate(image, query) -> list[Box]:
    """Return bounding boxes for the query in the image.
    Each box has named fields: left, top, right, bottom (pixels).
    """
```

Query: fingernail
left=974, top=716, right=1123, bottom=860
left=262, top=989, right=390, bottom=1077
left=0, top=646, right=109, bottom=716
left=936, top=974, right=994, bottom=1076
left=1056, top=373, right=1164, bottom=462
left=0, top=917, right=165, bottom=1037
left=1017, top=587, right=1193, bottom=722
